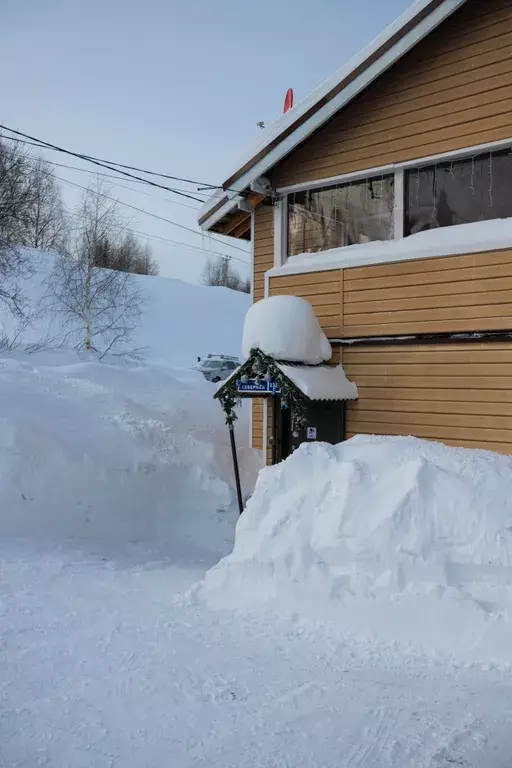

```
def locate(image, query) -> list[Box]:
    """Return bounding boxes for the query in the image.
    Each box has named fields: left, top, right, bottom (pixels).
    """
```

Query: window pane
left=405, top=149, right=512, bottom=236
left=288, top=176, right=394, bottom=257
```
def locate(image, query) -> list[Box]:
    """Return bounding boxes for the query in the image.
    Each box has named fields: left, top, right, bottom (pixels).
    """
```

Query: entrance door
left=276, top=400, right=345, bottom=462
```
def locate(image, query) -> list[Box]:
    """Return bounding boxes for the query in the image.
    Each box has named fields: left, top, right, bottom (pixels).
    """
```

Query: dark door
left=276, top=400, right=345, bottom=462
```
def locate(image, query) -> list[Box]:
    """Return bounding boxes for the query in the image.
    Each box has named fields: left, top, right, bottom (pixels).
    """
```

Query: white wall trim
left=273, top=200, right=286, bottom=269
left=264, top=271, right=271, bottom=299
left=393, top=168, right=405, bottom=241
left=276, top=137, right=512, bottom=195
left=250, top=211, right=255, bottom=302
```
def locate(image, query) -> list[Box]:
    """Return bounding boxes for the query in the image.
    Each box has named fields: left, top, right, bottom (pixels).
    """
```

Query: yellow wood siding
left=252, top=398, right=264, bottom=450
left=344, top=343, right=512, bottom=454
left=273, top=0, right=512, bottom=188
left=343, top=249, right=512, bottom=336
left=253, top=206, right=274, bottom=303
left=269, top=270, right=343, bottom=337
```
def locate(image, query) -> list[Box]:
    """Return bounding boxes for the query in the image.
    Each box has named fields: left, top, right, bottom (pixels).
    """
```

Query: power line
left=0, top=124, right=243, bottom=196
left=132, top=228, right=249, bottom=266
left=3, top=138, right=202, bottom=208
left=0, top=124, right=207, bottom=204
left=52, top=171, right=249, bottom=264
left=47, top=160, right=201, bottom=211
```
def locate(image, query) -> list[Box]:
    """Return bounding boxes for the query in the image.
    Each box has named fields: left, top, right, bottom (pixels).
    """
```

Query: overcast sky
left=2, top=0, right=411, bottom=283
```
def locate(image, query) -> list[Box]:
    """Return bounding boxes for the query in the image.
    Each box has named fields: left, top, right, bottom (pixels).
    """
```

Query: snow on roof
left=242, top=295, right=332, bottom=364
left=277, top=363, right=358, bottom=401
left=199, top=0, right=466, bottom=226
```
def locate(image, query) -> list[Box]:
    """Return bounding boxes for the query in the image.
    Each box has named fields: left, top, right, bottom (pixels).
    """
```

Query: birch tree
left=47, top=179, right=143, bottom=356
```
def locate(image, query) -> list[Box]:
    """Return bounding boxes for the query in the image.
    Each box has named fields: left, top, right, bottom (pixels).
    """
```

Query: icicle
left=489, top=153, right=493, bottom=208
left=431, top=166, right=438, bottom=223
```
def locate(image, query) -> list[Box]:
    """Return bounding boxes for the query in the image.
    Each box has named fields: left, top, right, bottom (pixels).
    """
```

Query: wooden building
left=199, top=0, right=512, bottom=460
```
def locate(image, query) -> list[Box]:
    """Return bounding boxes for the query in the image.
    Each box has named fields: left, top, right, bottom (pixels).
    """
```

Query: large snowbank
left=0, top=355, right=258, bottom=564
left=204, top=435, right=512, bottom=660
left=0, top=249, right=257, bottom=561
left=242, top=295, right=332, bottom=363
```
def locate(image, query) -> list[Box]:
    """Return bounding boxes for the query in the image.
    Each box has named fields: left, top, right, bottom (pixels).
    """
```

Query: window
left=287, top=175, right=394, bottom=257
left=405, top=149, right=512, bottom=236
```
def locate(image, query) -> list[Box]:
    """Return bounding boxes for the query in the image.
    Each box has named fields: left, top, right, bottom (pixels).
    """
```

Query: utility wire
left=131, top=228, right=249, bottom=265
left=52, top=172, right=249, bottom=264
left=0, top=124, right=244, bottom=196
left=0, top=124, right=207, bottom=204
left=3, top=137, right=202, bottom=207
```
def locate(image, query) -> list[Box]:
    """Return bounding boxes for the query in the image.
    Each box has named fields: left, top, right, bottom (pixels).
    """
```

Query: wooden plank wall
left=343, top=343, right=512, bottom=455
left=269, top=270, right=343, bottom=338
left=273, top=0, right=512, bottom=187
left=252, top=399, right=264, bottom=451
left=253, top=205, right=274, bottom=303
left=251, top=204, right=274, bottom=450
left=343, top=249, right=512, bottom=336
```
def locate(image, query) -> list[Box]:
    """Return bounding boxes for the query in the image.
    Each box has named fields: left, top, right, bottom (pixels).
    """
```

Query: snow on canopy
left=277, top=363, right=358, bottom=401
left=242, top=295, right=332, bottom=364
left=203, top=435, right=512, bottom=659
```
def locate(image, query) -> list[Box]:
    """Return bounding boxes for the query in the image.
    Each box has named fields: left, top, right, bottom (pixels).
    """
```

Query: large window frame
left=276, top=137, right=512, bottom=267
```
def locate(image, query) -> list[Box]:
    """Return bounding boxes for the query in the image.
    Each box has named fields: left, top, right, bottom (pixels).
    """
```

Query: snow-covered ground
left=2, top=253, right=512, bottom=766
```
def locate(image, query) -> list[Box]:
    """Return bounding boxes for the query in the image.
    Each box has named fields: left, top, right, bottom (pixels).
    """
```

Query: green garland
left=215, top=347, right=309, bottom=432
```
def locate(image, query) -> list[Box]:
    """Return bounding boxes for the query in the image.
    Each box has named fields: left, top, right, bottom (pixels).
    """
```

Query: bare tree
left=0, top=139, right=36, bottom=325
left=202, top=256, right=250, bottom=293
left=107, top=231, right=159, bottom=276
left=23, top=158, right=67, bottom=252
left=46, top=178, right=143, bottom=356
left=0, top=137, right=35, bottom=244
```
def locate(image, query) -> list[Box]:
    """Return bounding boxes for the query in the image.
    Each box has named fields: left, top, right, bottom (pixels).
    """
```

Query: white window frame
left=277, top=136, right=512, bottom=265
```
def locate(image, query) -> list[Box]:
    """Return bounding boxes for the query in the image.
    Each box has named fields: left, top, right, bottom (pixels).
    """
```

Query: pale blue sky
left=2, top=0, right=411, bottom=282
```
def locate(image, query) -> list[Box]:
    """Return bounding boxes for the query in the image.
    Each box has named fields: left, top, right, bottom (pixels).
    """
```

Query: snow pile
left=204, top=435, right=512, bottom=659
left=0, top=249, right=257, bottom=562
left=242, top=295, right=332, bottom=363
left=0, top=353, right=258, bottom=563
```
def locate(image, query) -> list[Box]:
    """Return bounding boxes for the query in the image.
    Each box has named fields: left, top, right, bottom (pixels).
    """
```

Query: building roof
left=199, top=0, right=467, bottom=233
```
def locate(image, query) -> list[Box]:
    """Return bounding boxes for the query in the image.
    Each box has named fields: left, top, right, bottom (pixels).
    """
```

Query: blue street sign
left=237, top=379, right=281, bottom=394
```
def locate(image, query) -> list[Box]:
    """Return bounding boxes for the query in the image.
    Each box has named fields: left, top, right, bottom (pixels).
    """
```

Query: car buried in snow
left=194, top=354, right=240, bottom=383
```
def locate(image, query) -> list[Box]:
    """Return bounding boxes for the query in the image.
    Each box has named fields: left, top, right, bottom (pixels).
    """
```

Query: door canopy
left=215, top=347, right=357, bottom=430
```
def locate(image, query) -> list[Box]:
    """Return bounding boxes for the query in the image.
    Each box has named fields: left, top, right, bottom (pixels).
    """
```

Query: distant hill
left=1, top=249, right=250, bottom=368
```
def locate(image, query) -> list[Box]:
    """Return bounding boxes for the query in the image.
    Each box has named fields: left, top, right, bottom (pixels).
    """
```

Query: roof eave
left=199, top=0, right=466, bottom=234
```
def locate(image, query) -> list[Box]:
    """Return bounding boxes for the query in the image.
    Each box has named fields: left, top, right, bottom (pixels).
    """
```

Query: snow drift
left=242, top=295, right=332, bottom=363
left=0, top=249, right=257, bottom=563
left=204, top=435, right=512, bottom=659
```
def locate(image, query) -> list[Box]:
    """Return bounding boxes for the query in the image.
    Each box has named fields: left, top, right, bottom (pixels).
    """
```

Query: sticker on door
left=306, top=426, right=317, bottom=439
